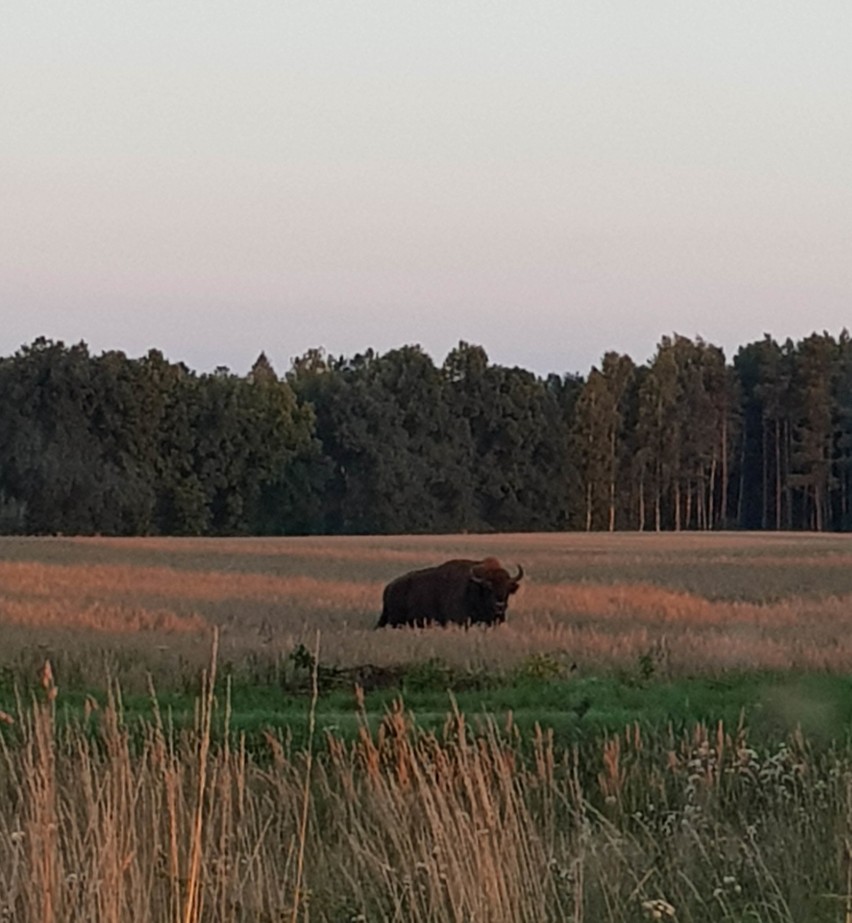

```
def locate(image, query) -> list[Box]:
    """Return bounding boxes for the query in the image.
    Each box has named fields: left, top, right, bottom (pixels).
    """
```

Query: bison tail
left=375, top=608, right=389, bottom=629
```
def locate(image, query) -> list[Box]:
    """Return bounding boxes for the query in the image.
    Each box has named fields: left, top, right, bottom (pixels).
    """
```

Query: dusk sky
left=3, top=1, right=850, bottom=377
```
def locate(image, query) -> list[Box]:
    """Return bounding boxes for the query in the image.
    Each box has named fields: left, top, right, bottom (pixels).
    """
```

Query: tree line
left=1, top=332, right=850, bottom=535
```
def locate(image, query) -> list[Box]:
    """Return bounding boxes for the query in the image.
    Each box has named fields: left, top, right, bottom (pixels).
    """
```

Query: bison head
left=469, top=558, right=524, bottom=623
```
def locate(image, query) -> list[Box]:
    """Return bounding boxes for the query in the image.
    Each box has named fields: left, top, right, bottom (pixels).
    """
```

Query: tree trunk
left=814, top=483, right=822, bottom=531
left=784, top=419, right=793, bottom=529
left=674, top=481, right=681, bottom=531
left=775, top=418, right=781, bottom=530
left=654, top=468, right=661, bottom=532
left=585, top=481, right=592, bottom=532
left=761, top=414, right=768, bottom=530
left=720, top=411, right=728, bottom=528
left=708, top=459, right=716, bottom=530
left=737, top=415, right=746, bottom=528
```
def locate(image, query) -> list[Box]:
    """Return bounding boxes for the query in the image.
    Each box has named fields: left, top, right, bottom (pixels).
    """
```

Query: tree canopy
left=2, top=331, right=851, bottom=535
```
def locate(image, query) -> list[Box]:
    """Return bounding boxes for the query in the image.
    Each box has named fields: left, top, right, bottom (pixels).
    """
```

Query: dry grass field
left=3, top=532, right=852, bottom=922
left=2, top=531, right=852, bottom=689
left=6, top=672, right=850, bottom=923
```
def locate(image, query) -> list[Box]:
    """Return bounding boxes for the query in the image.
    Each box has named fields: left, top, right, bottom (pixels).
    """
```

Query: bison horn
left=513, top=564, right=524, bottom=582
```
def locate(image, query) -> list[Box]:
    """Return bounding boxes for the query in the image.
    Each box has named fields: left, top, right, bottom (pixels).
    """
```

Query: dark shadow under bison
left=376, top=557, right=523, bottom=628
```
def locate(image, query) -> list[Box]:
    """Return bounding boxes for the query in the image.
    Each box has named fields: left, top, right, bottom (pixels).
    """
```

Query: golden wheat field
left=2, top=531, right=852, bottom=685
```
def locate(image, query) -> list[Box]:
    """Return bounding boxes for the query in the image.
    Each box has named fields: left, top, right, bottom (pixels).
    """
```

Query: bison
left=376, top=557, right=524, bottom=628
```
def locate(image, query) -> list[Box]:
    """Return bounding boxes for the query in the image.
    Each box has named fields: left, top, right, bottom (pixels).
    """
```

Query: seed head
left=41, top=660, right=54, bottom=691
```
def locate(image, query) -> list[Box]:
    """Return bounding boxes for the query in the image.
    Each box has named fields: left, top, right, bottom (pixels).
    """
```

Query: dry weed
left=0, top=665, right=848, bottom=922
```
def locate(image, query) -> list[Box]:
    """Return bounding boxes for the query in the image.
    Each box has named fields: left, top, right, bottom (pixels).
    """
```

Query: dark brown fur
left=376, top=557, right=523, bottom=628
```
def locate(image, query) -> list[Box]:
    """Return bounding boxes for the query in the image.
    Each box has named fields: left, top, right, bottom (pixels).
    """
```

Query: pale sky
left=2, top=1, right=850, bottom=377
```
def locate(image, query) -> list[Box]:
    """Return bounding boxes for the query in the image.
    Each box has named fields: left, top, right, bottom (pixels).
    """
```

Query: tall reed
left=0, top=664, right=850, bottom=921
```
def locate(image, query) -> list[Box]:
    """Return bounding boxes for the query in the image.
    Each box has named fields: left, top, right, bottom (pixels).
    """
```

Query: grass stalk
left=291, top=630, right=320, bottom=923
left=182, top=628, right=219, bottom=923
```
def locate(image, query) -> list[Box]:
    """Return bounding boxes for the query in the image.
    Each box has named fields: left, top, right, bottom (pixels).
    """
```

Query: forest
left=0, top=331, right=849, bottom=536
